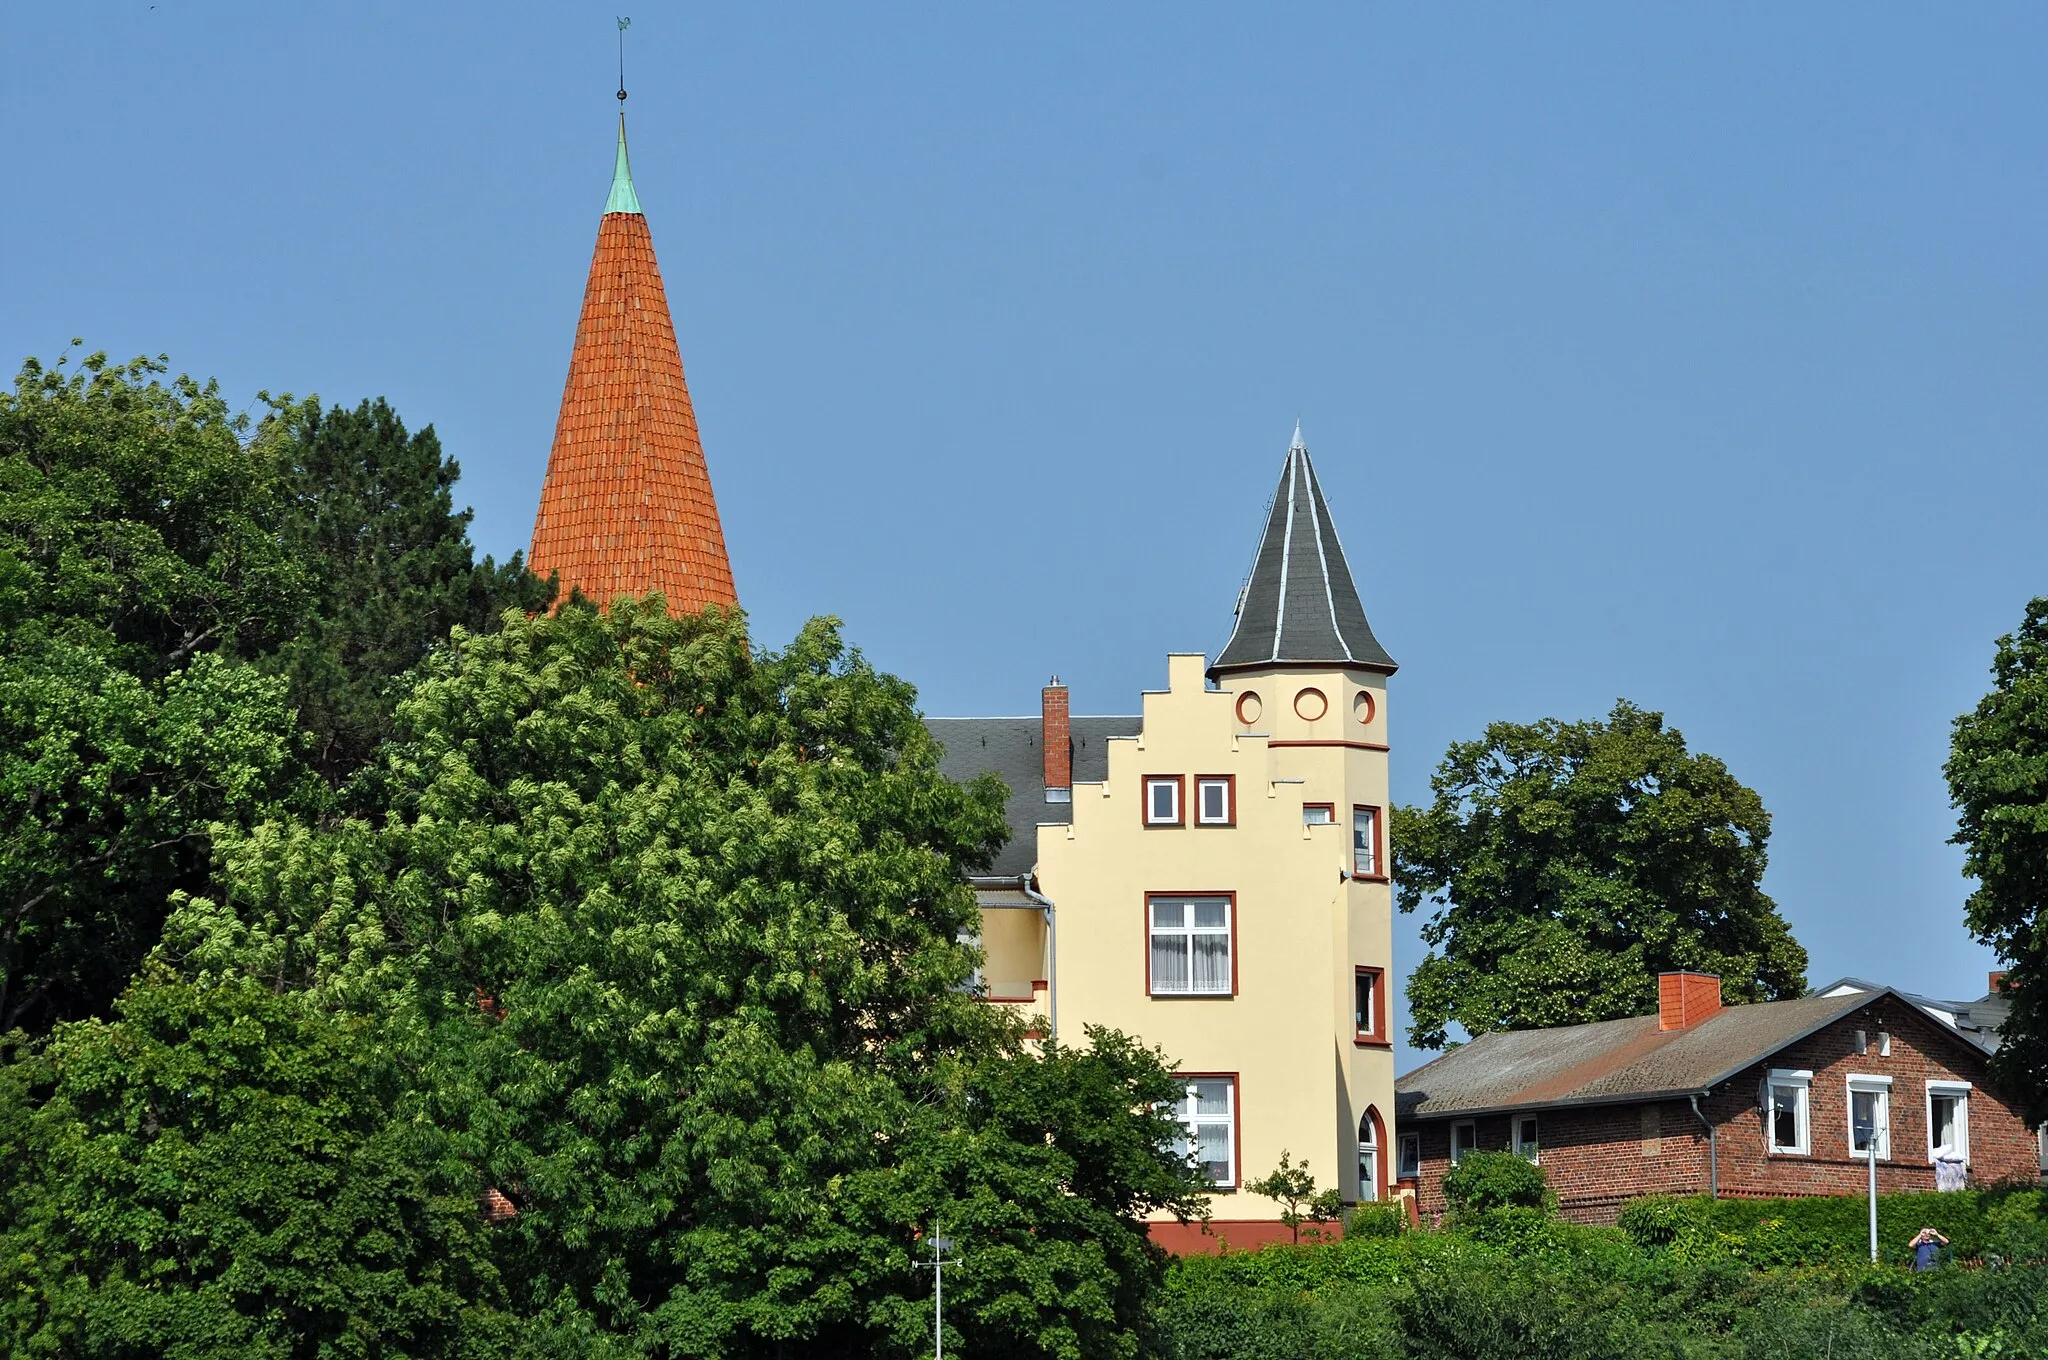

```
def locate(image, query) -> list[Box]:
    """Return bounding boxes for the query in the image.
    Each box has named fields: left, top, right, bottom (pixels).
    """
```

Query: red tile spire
left=528, top=117, right=736, bottom=613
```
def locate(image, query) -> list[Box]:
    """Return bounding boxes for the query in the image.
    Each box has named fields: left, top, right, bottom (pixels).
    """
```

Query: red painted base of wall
left=1148, top=1219, right=1339, bottom=1254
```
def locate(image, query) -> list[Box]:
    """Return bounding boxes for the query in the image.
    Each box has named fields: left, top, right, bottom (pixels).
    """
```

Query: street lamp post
left=916, top=1231, right=960, bottom=1359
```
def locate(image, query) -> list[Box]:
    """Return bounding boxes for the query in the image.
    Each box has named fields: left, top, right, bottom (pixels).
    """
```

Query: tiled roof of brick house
left=528, top=115, right=736, bottom=614
left=1394, top=987, right=1982, bottom=1120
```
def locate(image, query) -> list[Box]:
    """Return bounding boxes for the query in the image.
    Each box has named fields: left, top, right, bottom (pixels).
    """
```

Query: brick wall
left=1407, top=1003, right=2039, bottom=1225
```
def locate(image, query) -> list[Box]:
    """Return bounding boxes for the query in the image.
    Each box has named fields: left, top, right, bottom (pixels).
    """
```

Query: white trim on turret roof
left=1271, top=450, right=1299, bottom=660
left=1302, top=455, right=1355, bottom=663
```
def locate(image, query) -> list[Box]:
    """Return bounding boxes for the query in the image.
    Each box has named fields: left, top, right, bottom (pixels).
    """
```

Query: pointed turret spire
left=527, top=107, right=737, bottom=614
left=1211, top=426, right=1395, bottom=676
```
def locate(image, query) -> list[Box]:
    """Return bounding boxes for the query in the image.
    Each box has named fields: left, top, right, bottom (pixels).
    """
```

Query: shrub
left=1442, top=1150, right=1552, bottom=1217
left=1347, top=1200, right=1409, bottom=1238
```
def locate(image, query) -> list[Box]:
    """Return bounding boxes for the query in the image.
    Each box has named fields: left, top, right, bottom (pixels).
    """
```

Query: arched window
left=1358, top=1110, right=1382, bottom=1202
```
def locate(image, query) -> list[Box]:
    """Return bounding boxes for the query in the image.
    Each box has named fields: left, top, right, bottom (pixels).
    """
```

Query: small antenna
left=616, top=16, right=632, bottom=103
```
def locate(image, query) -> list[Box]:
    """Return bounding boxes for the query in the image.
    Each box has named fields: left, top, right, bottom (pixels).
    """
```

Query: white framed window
left=1195, top=776, right=1233, bottom=826
left=1767, top=1068, right=1811, bottom=1155
left=1358, top=1114, right=1380, bottom=1201
left=1514, top=1114, right=1540, bottom=1162
left=1303, top=803, right=1335, bottom=826
left=1170, top=1077, right=1237, bottom=1187
left=1848, top=1073, right=1892, bottom=1161
left=1451, top=1120, right=1477, bottom=1165
left=1353, top=806, right=1381, bottom=877
left=1148, top=895, right=1232, bottom=996
left=1926, top=1081, right=1971, bottom=1162
left=1397, top=1132, right=1421, bottom=1181
left=1144, top=776, right=1182, bottom=826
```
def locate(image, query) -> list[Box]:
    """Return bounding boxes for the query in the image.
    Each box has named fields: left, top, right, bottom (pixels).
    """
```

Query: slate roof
left=1213, top=426, right=1395, bottom=677
left=924, top=715, right=1141, bottom=877
left=528, top=117, right=736, bottom=614
left=1396, top=989, right=1909, bottom=1120
left=1813, top=976, right=2008, bottom=1055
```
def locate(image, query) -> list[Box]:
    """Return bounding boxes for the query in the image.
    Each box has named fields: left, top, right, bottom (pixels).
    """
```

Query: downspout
left=1020, top=875, right=1057, bottom=1043
left=1689, top=1093, right=1718, bottom=1200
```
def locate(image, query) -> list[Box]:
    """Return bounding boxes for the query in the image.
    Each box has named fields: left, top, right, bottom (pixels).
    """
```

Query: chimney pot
left=1042, top=681, right=1071, bottom=797
left=1657, top=971, right=1724, bottom=1031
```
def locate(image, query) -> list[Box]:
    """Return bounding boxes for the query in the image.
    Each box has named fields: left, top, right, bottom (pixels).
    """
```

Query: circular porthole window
left=1354, top=690, right=1376, bottom=726
left=1235, top=691, right=1263, bottom=726
left=1294, top=688, right=1328, bottom=722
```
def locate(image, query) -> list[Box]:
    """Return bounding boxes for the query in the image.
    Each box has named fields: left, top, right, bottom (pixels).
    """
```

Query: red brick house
left=1394, top=972, right=2041, bottom=1224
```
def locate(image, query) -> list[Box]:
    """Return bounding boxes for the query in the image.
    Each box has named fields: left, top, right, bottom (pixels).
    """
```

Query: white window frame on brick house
left=1925, top=1080, right=1971, bottom=1163
left=1450, top=1120, right=1477, bottom=1165
left=1169, top=1076, right=1237, bottom=1188
left=1398, top=1132, right=1420, bottom=1181
left=1514, top=1114, right=1540, bottom=1162
left=1847, top=1073, right=1892, bottom=1161
left=1766, top=1068, right=1811, bottom=1155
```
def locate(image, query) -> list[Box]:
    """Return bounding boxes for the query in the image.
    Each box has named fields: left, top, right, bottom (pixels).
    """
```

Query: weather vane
left=617, top=17, right=631, bottom=103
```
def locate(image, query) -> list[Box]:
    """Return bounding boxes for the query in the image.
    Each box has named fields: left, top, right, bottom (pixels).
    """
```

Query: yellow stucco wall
left=1035, top=653, right=1396, bottom=1221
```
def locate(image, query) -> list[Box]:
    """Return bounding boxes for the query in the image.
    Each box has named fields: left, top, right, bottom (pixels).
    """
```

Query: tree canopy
left=0, top=350, right=544, bottom=1033
left=1393, top=700, right=1808, bottom=1049
left=1946, top=597, right=2048, bottom=1126
left=148, top=599, right=1206, bottom=1357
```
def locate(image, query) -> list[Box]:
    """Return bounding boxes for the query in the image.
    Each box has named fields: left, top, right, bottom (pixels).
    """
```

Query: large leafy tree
left=1394, top=700, right=1808, bottom=1049
left=1946, top=597, right=2048, bottom=1126
left=264, top=396, right=552, bottom=780
left=165, top=600, right=1206, bottom=1357
left=0, top=350, right=547, bottom=1033
left=0, top=969, right=513, bottom=1359
left=0, top=351, right=308, bottom=1033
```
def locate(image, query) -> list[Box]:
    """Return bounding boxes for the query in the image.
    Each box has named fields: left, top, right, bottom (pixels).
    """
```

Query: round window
left=1235, top=691, right=1263, bottom=726
left=1294, top=688, right=1328, bottom=722
left=1354, top=690, right=1376, bottom=726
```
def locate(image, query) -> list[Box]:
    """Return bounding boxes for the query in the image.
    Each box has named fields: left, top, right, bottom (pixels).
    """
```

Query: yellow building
left=928, top=425, right=1398, bottom=1250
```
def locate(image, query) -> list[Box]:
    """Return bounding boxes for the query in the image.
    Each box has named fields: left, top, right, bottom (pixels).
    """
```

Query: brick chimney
left=1989, top=970, right=2008, bottom=994
left=1658, top=971, right=1723, bottom=1031
left=1042, top=679, right=1071, bottom=798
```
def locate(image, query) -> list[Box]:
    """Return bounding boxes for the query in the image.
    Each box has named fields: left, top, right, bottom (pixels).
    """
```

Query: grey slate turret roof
left=1212, top=425, right=1395, bottom=677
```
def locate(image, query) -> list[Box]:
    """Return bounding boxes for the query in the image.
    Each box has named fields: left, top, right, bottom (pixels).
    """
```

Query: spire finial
left=604, top=18, right=642, bottom=216
left=616, top=16, right=631, bottom=103
left=1290, top=418, right=1306, bottom=452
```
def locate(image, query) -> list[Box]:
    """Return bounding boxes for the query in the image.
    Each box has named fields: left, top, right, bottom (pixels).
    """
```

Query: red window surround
left=1144, top=891, right=1239, bottom=998
left=1354, top=965, right=1390, bottom=1046
left=1352, top=805, right=1387, bottom=881
left=1194, top=774, right=1236, bottom=826
left=1143, top=775, right=1184, bottom=827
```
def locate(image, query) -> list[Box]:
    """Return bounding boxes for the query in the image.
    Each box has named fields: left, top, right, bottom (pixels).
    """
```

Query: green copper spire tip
left=605, top=113, right=642, bottom=215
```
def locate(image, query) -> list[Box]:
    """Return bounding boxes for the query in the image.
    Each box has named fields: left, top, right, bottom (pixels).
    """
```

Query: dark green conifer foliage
left=265, top=397, right=553, bottom=780
left=1946, top=597, right=2048, bottom=1125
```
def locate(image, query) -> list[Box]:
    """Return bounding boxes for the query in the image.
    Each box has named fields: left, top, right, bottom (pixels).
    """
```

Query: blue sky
left=8, top=4, right=2045, bottom=1071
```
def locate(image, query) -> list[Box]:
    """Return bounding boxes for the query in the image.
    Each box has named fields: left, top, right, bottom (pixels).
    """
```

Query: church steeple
left=527, top=107, right=736, bottom=614
left=1212, top=425, right=1394, bottom=677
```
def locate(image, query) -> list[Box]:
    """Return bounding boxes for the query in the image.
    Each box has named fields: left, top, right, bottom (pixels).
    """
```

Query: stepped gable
left=529, top=114, right=736, bottom=613
left=1212, top=422, right=1394, bottom=676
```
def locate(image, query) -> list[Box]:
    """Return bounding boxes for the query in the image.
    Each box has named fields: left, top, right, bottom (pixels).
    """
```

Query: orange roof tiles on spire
left=529, top=114, right=737, bottom=614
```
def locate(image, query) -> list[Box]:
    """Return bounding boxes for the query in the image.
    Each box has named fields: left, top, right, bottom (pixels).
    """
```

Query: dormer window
left=1144, top=776, right=1183, bottom=826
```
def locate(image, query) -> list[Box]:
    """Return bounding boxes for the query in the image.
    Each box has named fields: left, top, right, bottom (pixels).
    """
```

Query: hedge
left=1616, top=1187, right=2047, bottom=1268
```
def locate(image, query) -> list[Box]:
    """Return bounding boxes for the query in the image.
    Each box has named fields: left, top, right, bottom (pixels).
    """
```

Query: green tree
left=264, top=396, right=552, bottom=780
left=1244, top=1152, right=1343, bottom=1245
left=0, top=969, right=513, bottom=1360
left=166, top=599, right=1205, bottom=1356
left=1394, top=700, right=1807, bottom=1049
left=1946, top=597, right=2048, bottom=1126
left=0, top=350, right=309, bottom=1033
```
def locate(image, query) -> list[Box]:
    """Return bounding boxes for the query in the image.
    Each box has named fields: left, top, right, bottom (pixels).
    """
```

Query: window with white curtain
left=1170, top=1077, right=1236, bottom=1186
left=1926, top=1081, right=1971, bottom=1162
left=1149, top=895, right=1232, bottom=995
left=1357, top=1114, right=1380, bottom=1201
